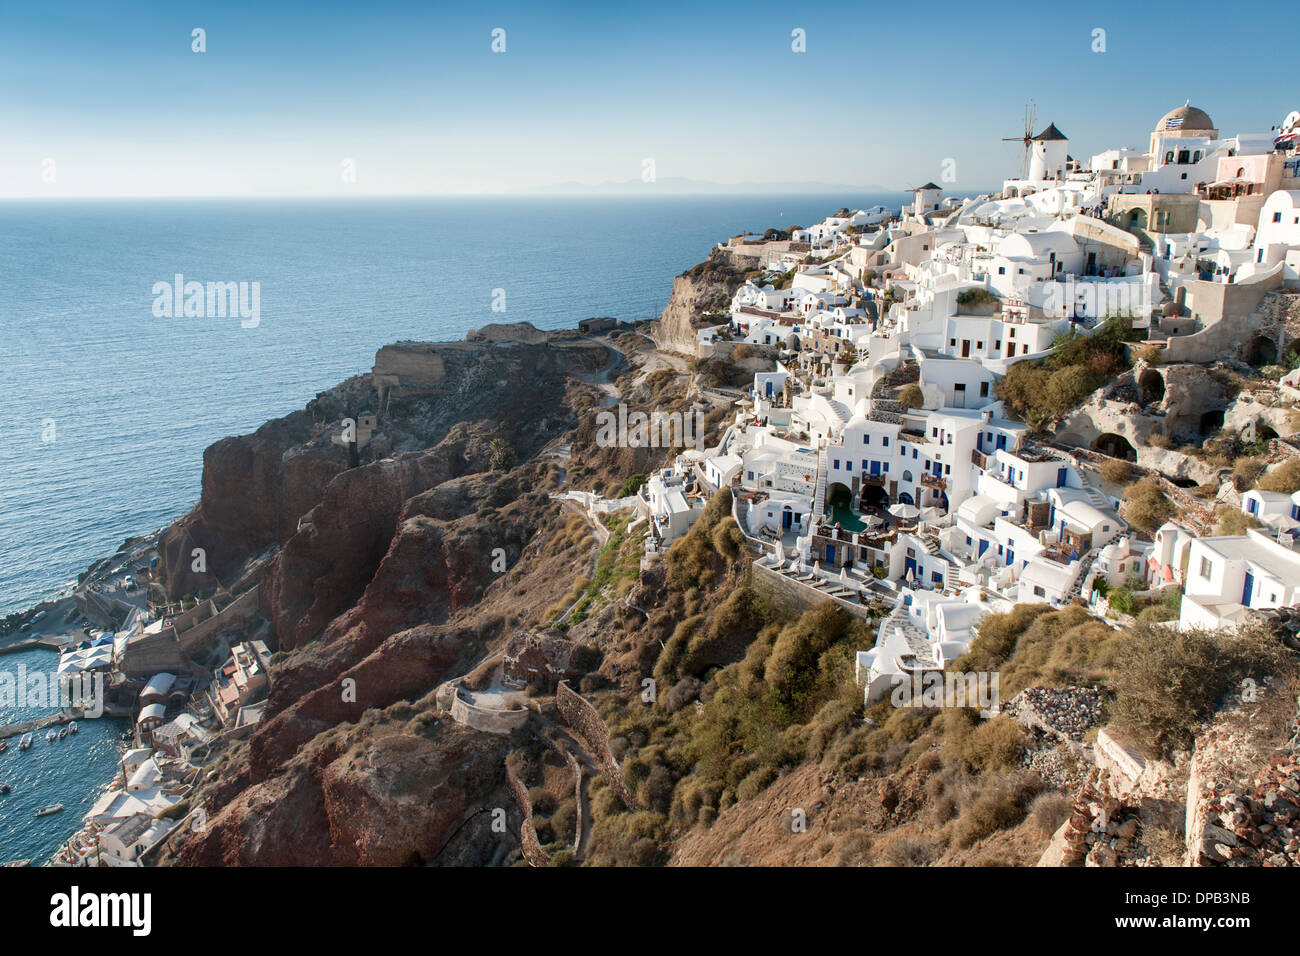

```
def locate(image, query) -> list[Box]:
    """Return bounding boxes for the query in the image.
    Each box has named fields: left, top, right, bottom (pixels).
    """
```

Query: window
left=950, top=338, right=957, bottom=347
left=861, top=460, right=868, bottom=471
left=1274, top=212, right=1283, bottom=223
left=979, top=382, right=989, bottom=398
left=882, top=437, right=889, bottom=447
left=1200, top=556, right=1213, bottom=579
left=994, top=340, right=1001, bottom=350
left=998, top=266, right=1006, bottom=275
left=863, top=434, right=870, bottom=445
left=976, top=341, right=983, bottom=349
left=833, top=459, right=840, bottom=469
left=1009, top=328, right=1015, bottom=338
left=1033, top=585, right=1046, bottom=597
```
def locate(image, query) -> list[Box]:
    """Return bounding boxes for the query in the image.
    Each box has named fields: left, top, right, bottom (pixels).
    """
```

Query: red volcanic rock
left=158, top=423, right=348, bottom=598
left=174, top=719, right=510, bottom=866
left=252, top=471, right=545, bottom=777
left=250, top=623, right=466, bottom=779
left=260, top=424, right=499, bottom=651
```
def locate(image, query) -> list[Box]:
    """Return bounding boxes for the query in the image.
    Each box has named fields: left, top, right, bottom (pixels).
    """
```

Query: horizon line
left=0, top=187, right=994, bottom=202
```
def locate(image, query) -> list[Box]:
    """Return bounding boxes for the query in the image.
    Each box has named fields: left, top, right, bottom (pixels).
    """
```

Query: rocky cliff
left=653, top=251, right=751, bottom=355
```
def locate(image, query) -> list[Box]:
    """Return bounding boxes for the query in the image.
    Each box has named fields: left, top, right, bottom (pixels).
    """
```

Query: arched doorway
left=1199, top=409, right=1225, bottom=435
left=1138, top=369, right=1165, bottom=406
left=827, top=482, right=852, bottom=511
left=860, top=483, right=888, bottom=509
left=1245, top=334, right=1277, bottom=367
left=897, top=491, right=915, bottom=506
left=1093, top=433, right=1137, bottom=462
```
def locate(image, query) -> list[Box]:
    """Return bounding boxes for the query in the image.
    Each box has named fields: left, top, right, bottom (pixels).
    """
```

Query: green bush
left=1122, top=478, right=1174, bottom=533
left=1256, top=458, right=1300, bottom=494
left=1109, top=621, right=1284, bottom=758
left=618, top=473, right=647, bottom=497
left=898, top=383, right=924, bottom=409
left=1215, top=506, right=1261, bottom=536
left=958, top=716, right=1025, bottom=773
left=1100, top=459, right=1133, bottom=485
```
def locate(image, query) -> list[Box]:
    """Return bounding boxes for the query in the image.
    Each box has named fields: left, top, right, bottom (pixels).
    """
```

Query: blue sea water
left=0, top=193, right=905, bottom=618
left=0, top=647, right=129, bottom=863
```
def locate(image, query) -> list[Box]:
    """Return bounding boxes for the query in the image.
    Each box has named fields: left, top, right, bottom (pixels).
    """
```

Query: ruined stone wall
left=505, top=762, right=551, bottom=867
left=556, top=681, right=642, bottom=811
left=449, top=690, right=530, bottom=735
left=177, top=586, right=260, bottom=656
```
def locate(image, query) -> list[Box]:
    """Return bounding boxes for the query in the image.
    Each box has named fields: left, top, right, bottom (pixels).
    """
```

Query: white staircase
left=1084, top=485, right=1109, bottom=508
left=812, top=446, right=829, bottom=518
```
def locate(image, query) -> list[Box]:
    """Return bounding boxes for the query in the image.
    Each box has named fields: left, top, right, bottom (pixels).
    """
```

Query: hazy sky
left=1, top=0, right=1291, bottom=197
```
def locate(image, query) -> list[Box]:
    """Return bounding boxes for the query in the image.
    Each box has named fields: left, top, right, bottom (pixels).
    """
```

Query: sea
left=0, top=192, right=905, bottom=860
left=0, top=647, right=128, bottom=864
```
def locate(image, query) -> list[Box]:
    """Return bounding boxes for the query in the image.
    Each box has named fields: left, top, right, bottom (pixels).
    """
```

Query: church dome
left=1155, top=101, right=1214, bottom=133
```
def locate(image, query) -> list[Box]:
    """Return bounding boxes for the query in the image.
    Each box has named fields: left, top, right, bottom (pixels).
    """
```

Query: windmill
left=1002, top=101, right=1037, bottom=179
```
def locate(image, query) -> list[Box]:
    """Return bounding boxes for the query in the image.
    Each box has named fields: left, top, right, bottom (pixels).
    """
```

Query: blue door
left=826, top=545, right=836, bottom=563
left=1242, top=570, right=1254, bottom=605
left=1057, top=468, right=1068, bottom=488
left=997, top=434, right=1007, bottom=450
left=904, top=557, right=917, bottom=580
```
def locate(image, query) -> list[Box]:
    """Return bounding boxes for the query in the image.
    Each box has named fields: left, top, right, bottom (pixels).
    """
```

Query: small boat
left=1, top=859, right=31, bottom=867
left=45, top=730, right=57, bottom=743
left=58, top=728, right=67, bottom=739
left=0, top=783, right=10, bottom=795
left=34, top=804, right=65, bottom=817
left=18, top=734, right=33, bottom=750
left=0, top=740, right=8, bottom=754
left=68, top=722, right=78, bottom=735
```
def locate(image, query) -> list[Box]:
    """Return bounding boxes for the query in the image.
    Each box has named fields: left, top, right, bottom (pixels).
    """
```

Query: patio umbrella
left=889, top=503, right=920, bottom=520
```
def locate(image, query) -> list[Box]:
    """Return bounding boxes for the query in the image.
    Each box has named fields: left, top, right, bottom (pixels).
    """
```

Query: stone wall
left=505, top=761, right=551, bottom=867
left=177, top=586, right=261, bottom=656
left=751, top=562, right=876, bottom=621
left=449, top=688, right=530, bottom=735
left=556, top=681, right=641, bottom=811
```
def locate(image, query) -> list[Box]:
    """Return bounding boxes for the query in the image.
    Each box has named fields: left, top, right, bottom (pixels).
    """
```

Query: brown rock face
left=173, top=716, right=512, bottom=866
left=157, top=331, right=607, bottom=600
left=260, top=424, right=498, bottom=652
left=653, top=254, right=747, bottom=354
left=159, top=327, right=621, bottom=866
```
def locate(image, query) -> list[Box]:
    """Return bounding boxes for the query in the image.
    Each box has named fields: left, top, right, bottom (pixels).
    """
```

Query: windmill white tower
left=1027, top=122, right=1069, bottom=181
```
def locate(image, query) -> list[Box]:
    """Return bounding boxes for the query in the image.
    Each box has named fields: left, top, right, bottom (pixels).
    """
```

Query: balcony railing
left=920, top=473, right=947, bottom=490
left=971, top=449, right=988, bottom=469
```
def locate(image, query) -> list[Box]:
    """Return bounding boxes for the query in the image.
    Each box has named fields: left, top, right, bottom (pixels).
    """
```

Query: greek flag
left=1164, top=116, right=1184, bottom=129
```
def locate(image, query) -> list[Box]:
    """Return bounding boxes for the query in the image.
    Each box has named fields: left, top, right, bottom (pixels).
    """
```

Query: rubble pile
left=1194, top=753, right=1300, bottom=866
left=1059, top=769, right=1164, bottom=867
left=1020, top=732, right=1088, bottom=792
left=1006, top=686, right=1104, bottom=742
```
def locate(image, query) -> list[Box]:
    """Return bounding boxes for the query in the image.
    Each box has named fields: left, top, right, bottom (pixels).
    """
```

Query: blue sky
left=0, top=0, right=1291, bottom=197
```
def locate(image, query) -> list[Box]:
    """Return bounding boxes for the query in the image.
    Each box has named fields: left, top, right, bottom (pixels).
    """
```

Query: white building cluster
left=641, top=101, right=1300, bottom=704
